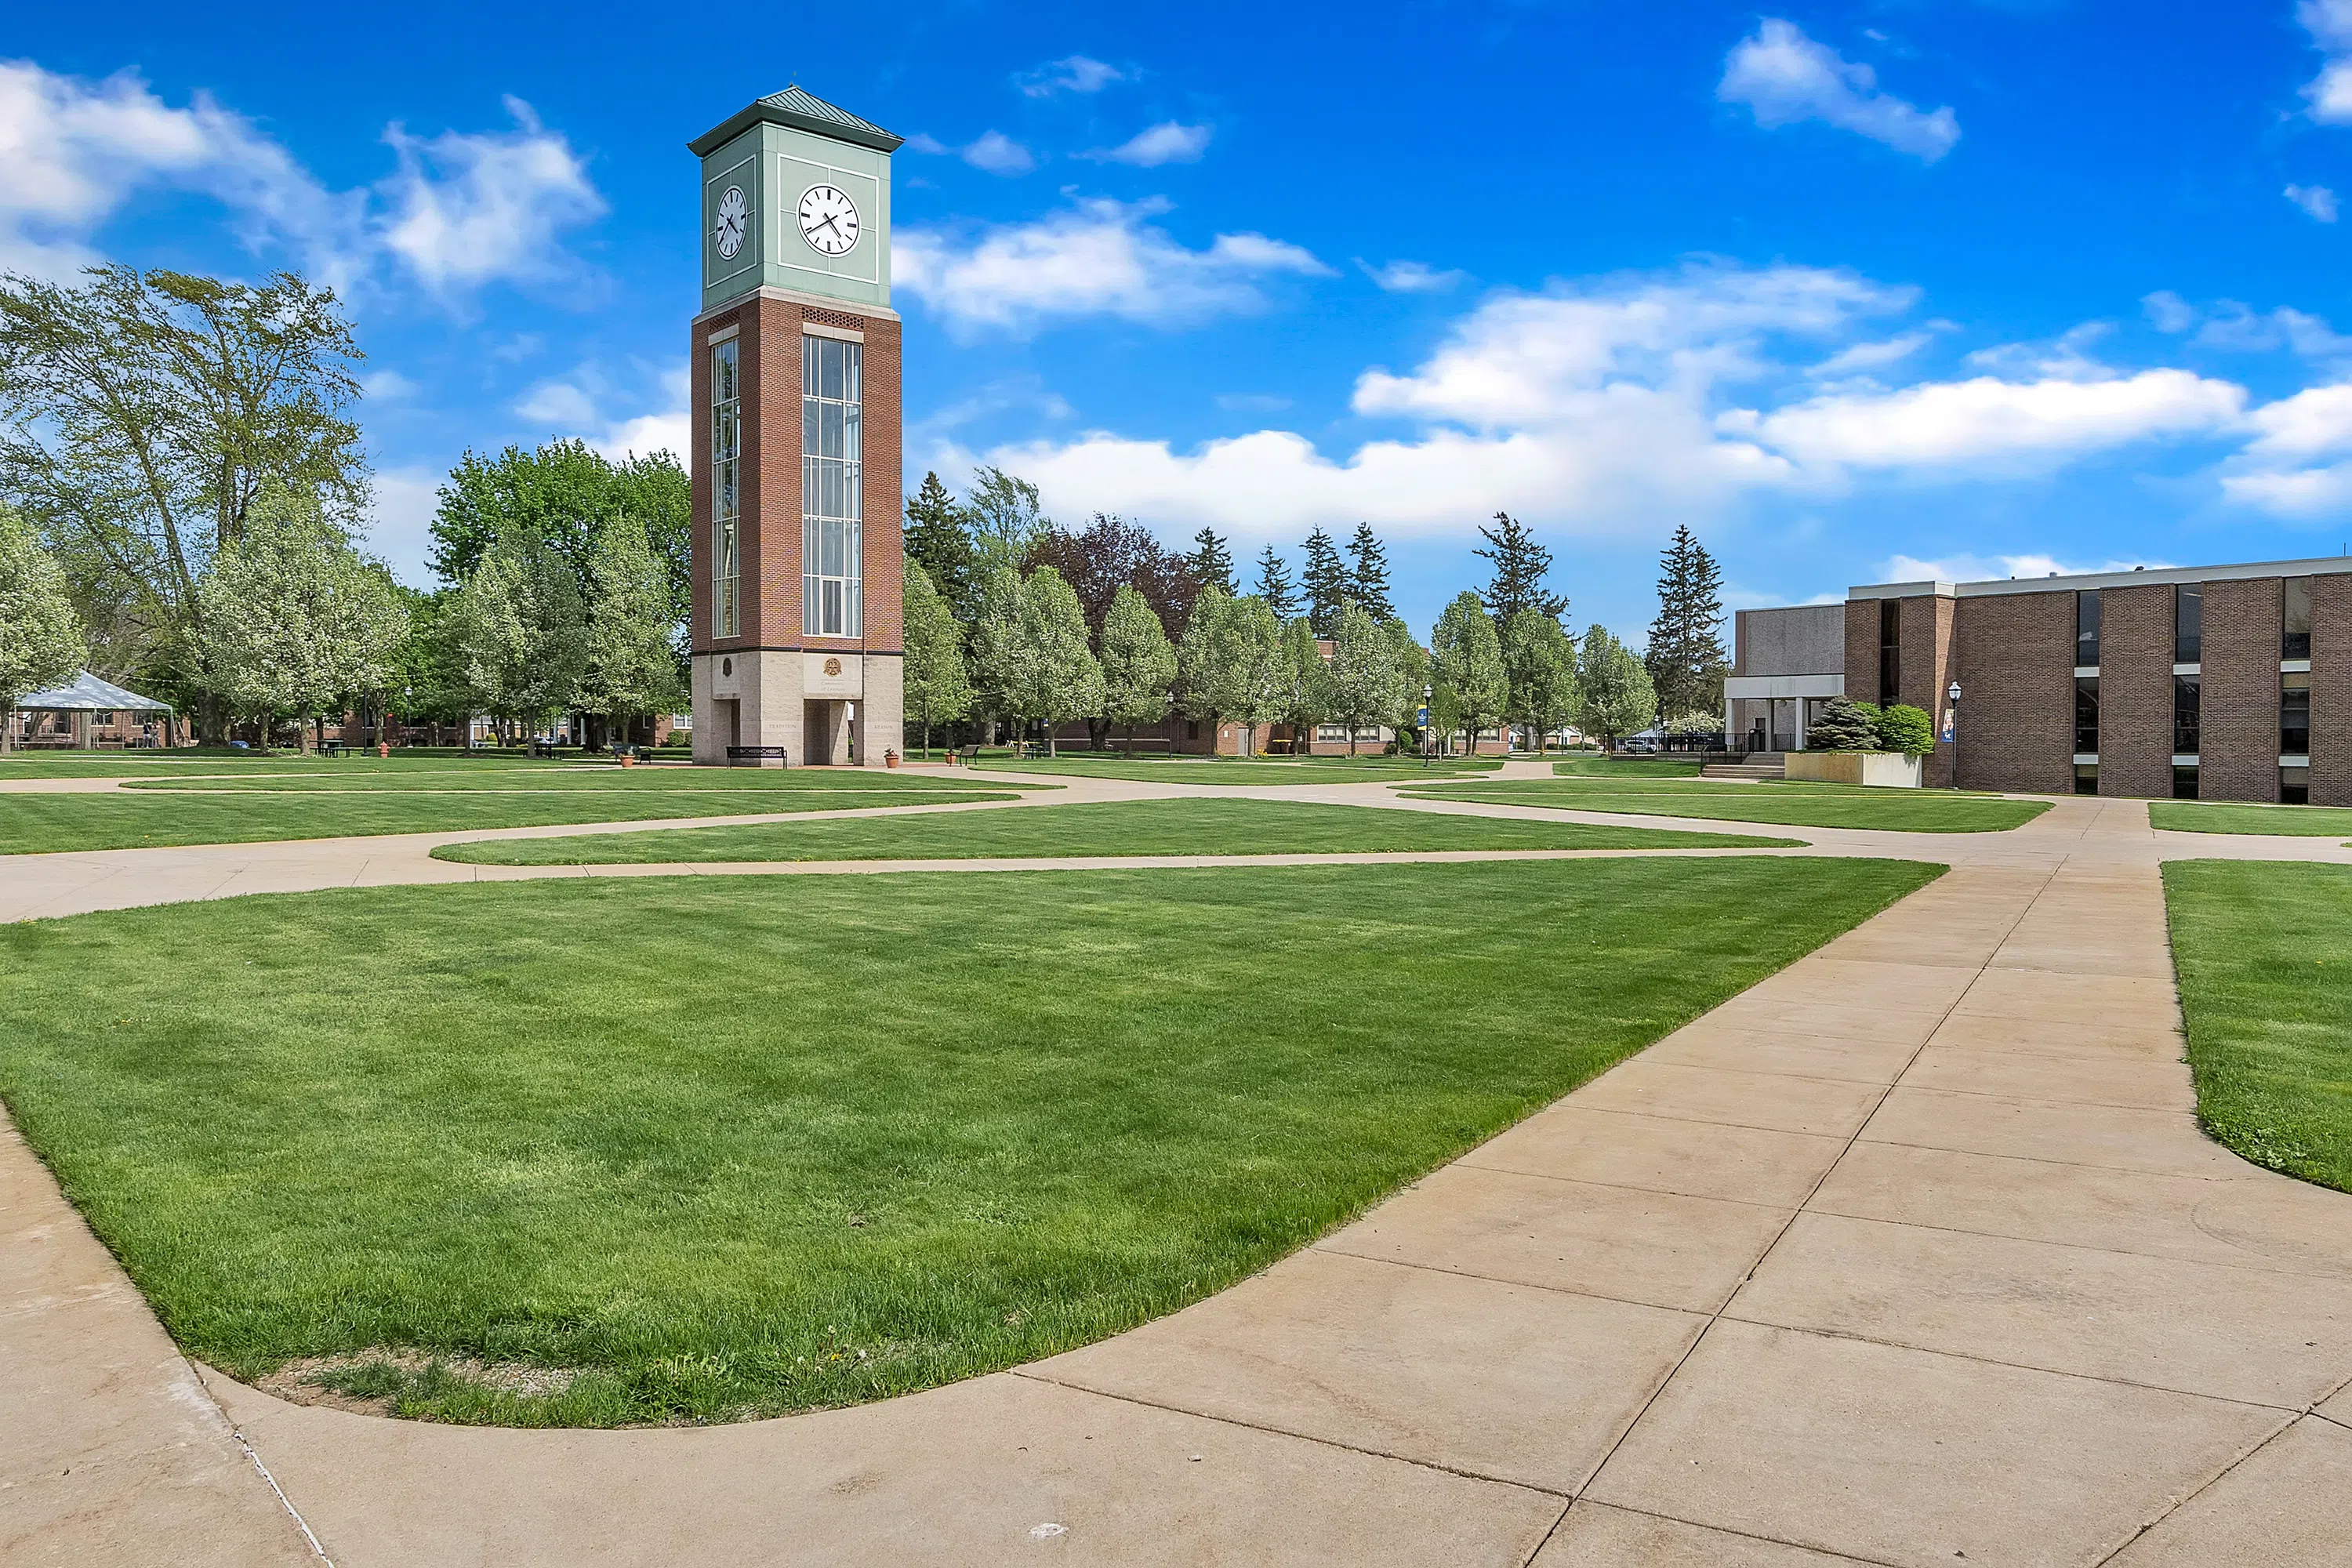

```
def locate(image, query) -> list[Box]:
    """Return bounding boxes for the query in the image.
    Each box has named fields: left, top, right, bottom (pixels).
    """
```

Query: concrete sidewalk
left=8, top=791, right=2352, bottom=1564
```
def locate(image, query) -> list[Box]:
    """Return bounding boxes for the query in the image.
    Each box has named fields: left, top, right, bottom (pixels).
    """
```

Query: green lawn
left=2165, top=861, right=2352, bottom=1191
left=1, top=768, right=1020, bottom=855
left=0, top=857, right=1936, bottom=1426
left=430, top=796, right=1795, bottom=865
left=0, top=752, right=509, bottom=779
left=1550, top=756, right=1704, bottom=778
left=1398, top=777, right=2050, bottom=833
left=971, top=755, right=1501, bottom=785
left=2151, top=801, right=2352, bottom=837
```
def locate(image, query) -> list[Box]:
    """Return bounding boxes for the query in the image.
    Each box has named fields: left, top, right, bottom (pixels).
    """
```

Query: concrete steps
left=1704, top=752, right=1785, bottom=781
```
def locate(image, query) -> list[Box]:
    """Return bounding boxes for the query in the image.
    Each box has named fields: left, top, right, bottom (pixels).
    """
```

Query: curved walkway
left=7, top=780, right=2352, bottom=1565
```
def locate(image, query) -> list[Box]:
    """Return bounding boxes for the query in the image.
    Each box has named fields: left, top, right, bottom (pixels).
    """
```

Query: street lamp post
left=1420, top=683, right=1434, bottom=768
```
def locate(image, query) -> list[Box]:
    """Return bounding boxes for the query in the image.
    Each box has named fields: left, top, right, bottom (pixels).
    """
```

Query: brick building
left=1729, top=555, right=2349, bottom=804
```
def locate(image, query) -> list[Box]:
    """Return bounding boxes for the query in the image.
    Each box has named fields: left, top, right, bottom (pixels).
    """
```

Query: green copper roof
left=688, top=86, right=903, bottom=157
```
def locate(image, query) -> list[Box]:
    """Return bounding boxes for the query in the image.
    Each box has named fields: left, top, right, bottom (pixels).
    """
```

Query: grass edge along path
left=429, top=796, right=1796, bottom=864
left=970, top=756, right=1502, bottom=786
left=2165, top=859, right=2352, bottom=1193
left=0, top=857, right=1937, bottom=1428
left=0, top=782, right=1022, bottom=855
left=1396, top=779, right=2051, bottom=834
left=2151, top=800, right=2352, bottom=837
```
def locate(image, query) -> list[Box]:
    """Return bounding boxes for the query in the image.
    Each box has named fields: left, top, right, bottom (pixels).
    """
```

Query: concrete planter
left=1785, top=750, right=1923, bottom=788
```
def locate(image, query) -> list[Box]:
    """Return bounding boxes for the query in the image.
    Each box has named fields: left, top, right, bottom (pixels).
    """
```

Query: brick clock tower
left=687, top=87, right=904, bottom=766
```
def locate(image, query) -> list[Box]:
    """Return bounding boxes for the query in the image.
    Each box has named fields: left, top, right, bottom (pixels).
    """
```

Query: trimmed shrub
left=1874, top=703, right=1935, bottom=757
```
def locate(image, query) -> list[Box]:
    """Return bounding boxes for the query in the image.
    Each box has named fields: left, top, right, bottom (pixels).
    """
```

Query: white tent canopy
left=13, top=670, right=173, bottom=713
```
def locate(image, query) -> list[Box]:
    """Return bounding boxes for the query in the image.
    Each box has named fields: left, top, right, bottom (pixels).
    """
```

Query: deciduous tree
left=1573, top=625, right=1656, bottom=751
left=1273, top=616, right=1333, bottom=754
left=902, top=559, right=972, bottom=754
left=1432, top=591, right=1508, bottom=755
left=0, top=265, right=368, bottom=727
left=964, top=466, right=1050, bottom=581
left=1098, top=583, right=1176, bottom=750
left=1325, top=601, right=1404, bottom=755
left=1386, top=618, right=1428, bottom=748
left=448, top=533, right=588, bottom=740
left=1024, top=514, right=1200, bottom=644
left=0, top=505, right=85, bottom=750
left=579, top=517, right=684, bottom=745
left=193, top=486, right=406, bottom=748
left=971, top=567, right=1102, bottom=756
left=1501, top=608, right=1577, bottom=753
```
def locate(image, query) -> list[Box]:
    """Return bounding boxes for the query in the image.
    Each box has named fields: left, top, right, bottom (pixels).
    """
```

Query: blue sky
left=11, top=2, right=2352, bottom=638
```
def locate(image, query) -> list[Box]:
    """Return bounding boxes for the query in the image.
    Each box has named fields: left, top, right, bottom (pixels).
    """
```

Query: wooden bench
left=727, top=745, right=789, bottom=767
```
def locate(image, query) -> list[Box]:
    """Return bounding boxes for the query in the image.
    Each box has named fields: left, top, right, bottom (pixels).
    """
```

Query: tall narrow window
left=2074, top=590, right=2101, bottom=668
left=2074, top=676, right=2099, bottom=755
left=2174, top=583, right=2201, bottom=664
left=2282, top=671, right=2311, bottom=757
left=710, top=339, right=741, bottom=640
left=802, top=335, right=862, bottom=638
left=1878, top=598, right=1900, bottom=705
left=2173, top=673, right=2200, bottom=754
left=2284, top=576, right=2314, bottom=660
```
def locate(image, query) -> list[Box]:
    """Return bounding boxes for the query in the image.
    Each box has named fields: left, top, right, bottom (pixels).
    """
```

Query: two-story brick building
left=1728, top=555, right=2350, bottom=804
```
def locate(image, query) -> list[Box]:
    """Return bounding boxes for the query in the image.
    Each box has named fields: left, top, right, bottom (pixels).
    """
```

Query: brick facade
left=2198, top=577, right=2280, bottom=803
left=1951, top=588, right=2072, bottom=793
left=2313, top=574, right=2352, bottom=807
left=1842, top=604, right=1881, bottom=705
left=2096, top=583, right=2176, bottom=798
left=1898, top=593, right=1958, bottom=787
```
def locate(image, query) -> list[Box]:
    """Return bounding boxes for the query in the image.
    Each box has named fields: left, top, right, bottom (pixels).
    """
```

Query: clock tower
left=686, top=86, right=904, bottom=766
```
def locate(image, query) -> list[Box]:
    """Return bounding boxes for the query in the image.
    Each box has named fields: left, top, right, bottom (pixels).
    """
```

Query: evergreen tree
left=1475, top=511, right=1567, bottom=622
left=1301, top=526, right=1349, bottom=634
left=902, top=560, right=972, bottom=755
left=1098, top=583, right=1178, bottom=750
left=1346, top=523, right=1396, bottom=622
left=1191, top=528, right=1237, bottom=596
left=1254, top=543, right=1300, bottom=619
left=905, top=471, right=978, bottom=622
left=1806, top=695, right=1878, bottom=751
left=1644, top=524, right=1729, bottom=721
left=0, top=506, right=85, bottom=750
left=1500, top=608, right=1577, bottom=753
left=1325, top=601, right=1404, bottom=756
left=1572, top=624, right=1656, bottom=750
left=1431, top=591, right=1508, bottom=756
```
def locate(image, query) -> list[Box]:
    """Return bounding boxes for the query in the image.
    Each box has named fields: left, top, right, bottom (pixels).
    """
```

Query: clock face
left=797, top=184, right=860, bottom=256
left=713, top=185, right=748, bottom=260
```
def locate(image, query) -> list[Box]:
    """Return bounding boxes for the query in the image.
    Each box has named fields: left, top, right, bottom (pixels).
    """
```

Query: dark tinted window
left=2074, top=676, right=2100, bottom=754
left=2283, top=766, right=2310, bottom=806
left=2174, top=674, right=2201, bottom=753
left=2283, top=672, right=2311, bottom=757
left=1878, top=598, right=1900, bottom=705
left=2075, top=590, right=2101, bottom=667
left=2175, top=585, right=2201, bottom=664
left=2173, top=765, right=2200, bottom=800
left=2284, top=577, right=2313, bottom=660
left=2074, top=763, right=2099, bottom=796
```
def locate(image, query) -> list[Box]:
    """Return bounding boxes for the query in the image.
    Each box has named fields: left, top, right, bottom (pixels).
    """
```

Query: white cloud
left=1878, top=552, right=2174, bottom=585
left=377, top=96, right=604, bottom=296
left=892, top=197, right=1329, bottom=336
left=2288, top=183, right=2340, bottom=222
left=1719, top=18, right=1959, bottom=162
left=1083, top=122, right=1214, bottom=167
left=1018, top=56, right=1128, bottom=97
left=1806, top=332, right=1932, bottom=377
left=1728, top=369, right=2244, bottom=470
left=908, top=129, right=1036, bottom=176
left=510, top=363, right=688, bottom=463
left=362, top=465, right=443, bottom=587
left=2140, top=292, right=2352, bottom=360
left=2212, top=383, right=2352, bottom=519
left=2301, top=1, right=2352, bottom=122
left=0, top=61, right=607, bottom=303
left=361, top=368, right=421, bottom=401
left=0, top=59, right=358, bottom=283
left=1360, top=258, right=1468, bottom=293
